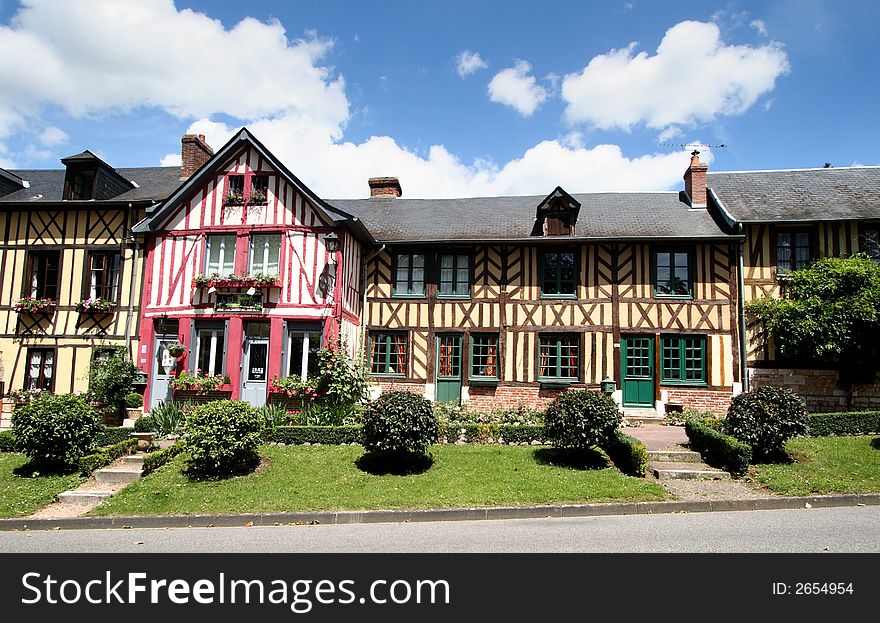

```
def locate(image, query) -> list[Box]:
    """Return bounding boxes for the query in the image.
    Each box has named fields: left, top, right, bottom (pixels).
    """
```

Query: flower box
left=224, top=193, right=245, bottom=206
left=75, top=298, right=116, bottom=314
left=192, top=273, right=281, bottom=289
left=12, top=298, right=55, bottom=314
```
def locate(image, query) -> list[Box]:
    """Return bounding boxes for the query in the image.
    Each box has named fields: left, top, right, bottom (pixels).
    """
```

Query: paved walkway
left=624, top=423, right=688, bottom=450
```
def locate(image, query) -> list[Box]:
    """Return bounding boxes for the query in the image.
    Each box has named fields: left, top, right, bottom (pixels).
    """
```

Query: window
left=86, top=251, right=121, bottom=301
left=654, top=249, right=692, bottom=297
left=92, top=347, right=120, bottom=361
left=205, top=235, right=236, bottom=276
left=194, top=325, right=226, bottom=376
left=249, top=234, right=280, bottom=275
left=438, top=253, right=470, bottom=297
left=250, top=175, right=269, bottom=204
left=26, top=251, right=60, bottom=300
left=286, top=326, right=322, bottom=381
left=393, top=254, right=425, bottom=296
left=25, top=348, right=55, bottom=391
left=228, top=175, right=244, bottom=194
left=541, top=250, right=577, bottom=296
left=370, top=331, right=407, bottom=376
left=538, top=334, right=579, bottom=381
left=470, top=334, right=499, bottom=379
left=862, top=227, right=880, bottom=263
left=776, top=229, right=812, bottom=273
left=660, top=335, right=707, bottom=385
left=67, top=170, right=96, bottom=200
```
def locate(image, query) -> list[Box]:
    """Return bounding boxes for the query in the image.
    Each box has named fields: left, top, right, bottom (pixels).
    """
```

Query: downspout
left=737, top=232, right=749, bottom=393
left=123, top=203, right=139, bottom=360
left=360, top=244, right=386, bottom=361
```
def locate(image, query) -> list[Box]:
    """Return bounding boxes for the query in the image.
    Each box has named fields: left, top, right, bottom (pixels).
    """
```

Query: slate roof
left=0, top=166, right=182, bottom=203
left=330, top=191, right=737, bottom=243
left=708, top=166, right=880, bottom=223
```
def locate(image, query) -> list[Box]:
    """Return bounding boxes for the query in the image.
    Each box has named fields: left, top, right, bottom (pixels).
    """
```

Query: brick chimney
left=180, top=134, right=214, bottom=180
left=368, top=177, right=402, bottom=198
left=683, top=150, right=708, bottom=207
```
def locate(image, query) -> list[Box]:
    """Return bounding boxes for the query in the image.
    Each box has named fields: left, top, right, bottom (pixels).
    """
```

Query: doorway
left=435, top=334, right=462, bottom=403
left=621, top=334, right=655, bottom=407
left=241, top=321, right=270, bottom=407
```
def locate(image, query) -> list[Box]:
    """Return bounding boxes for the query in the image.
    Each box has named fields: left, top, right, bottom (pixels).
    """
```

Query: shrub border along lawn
left=603, top=431, right=649, bottom=477
left=78, top=438, right=137, bottom=476
left=685, top=419, right=752, bottom=477
left=142, top=443, right=184, bottom=475
left=0, top=430, right=14, bottom=452
left=807, top=411, right=880, bottom=436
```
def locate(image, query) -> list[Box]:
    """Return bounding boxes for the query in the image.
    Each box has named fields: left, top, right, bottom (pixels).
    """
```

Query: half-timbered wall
left=0, top=205, right=143, bottom=400
left=365, top=241, right=738, bottom=411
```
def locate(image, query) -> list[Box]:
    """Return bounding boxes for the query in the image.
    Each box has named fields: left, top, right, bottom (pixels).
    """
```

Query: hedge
left=685, top=418, right=752, bottom=478
left=807, top=411, right=880, bottom=437
left=95, top=426, right=132, bottom=447
left=603, top=430, right=648, bottom=477
left=77, top=438, right=137, bottom=476
left=142, top=443, right=184, bottom=475
left=264, top=425, right=363, bottom=445
left=438, top=423, right=545, bottom=444
left=0, top=430, right=15, bottom=452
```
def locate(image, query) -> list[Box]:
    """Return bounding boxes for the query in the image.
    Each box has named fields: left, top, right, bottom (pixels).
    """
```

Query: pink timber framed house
left=132, top=129, right=372, bottom=409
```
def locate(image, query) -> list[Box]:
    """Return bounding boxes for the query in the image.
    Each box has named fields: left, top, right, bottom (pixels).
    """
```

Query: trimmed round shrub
left=724, top=386, right=808, bottom=459
left=361, top=391, right=439, bottom=455
left=125, top=392, right=144, bottom=408
left=133, top=414, right=156, bottom=432
left=543, top=390, right=622, bottom=451
left=183, top=400, right=261, bottom=478
left=12, top=393, right=100, bottom=471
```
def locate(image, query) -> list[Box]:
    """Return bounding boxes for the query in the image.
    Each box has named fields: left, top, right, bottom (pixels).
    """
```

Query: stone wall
left=664, top=388, right=733, bottom=415
left=0, top=398, right=12, bottom=431
left=466, top=385, right=568, bottom=410
left=749, top=367, right=880, bottom=412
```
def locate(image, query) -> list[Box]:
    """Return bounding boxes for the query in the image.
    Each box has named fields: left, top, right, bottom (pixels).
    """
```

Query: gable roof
left=708, top=166, right=880, bottom=223
left=330, top=191, right=738, bottom=243
left=132, top=128, right=373, bottom=243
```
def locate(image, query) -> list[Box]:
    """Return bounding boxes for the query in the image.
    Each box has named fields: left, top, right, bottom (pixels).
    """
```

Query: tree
left=746, top=254, right=880, bottom=402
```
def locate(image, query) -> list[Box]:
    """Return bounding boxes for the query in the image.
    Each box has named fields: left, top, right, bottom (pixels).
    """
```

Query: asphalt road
left=1, top=505, right=878, bottom=553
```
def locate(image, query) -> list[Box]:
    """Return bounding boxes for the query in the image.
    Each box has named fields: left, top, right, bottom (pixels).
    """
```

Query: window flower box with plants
left=12, top=297, right=55, bottom=314
left=192, top=273, right=281, bottom=289
left=171, top=370, right=232, bottom=396
left=75, top=297, right=116, bottom=314
left=8, top=387, right=49, bottom=407
left=248, top=190, right=268, bottom=204
left=269, top=375, right=322, bottom=400
left=224, top=191, right=245, bottom=206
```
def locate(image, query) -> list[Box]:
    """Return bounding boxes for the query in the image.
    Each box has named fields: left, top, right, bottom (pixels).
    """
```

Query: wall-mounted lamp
left=208, top=286, right=217, bottom=294
left=246, top=287, right=257, bottom=296
left=323, top=232, right=340, bottom=253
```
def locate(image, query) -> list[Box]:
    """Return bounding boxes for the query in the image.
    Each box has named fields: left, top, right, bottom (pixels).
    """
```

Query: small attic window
left=67, top=169, right=96, bottom=200
left=532, top=186, right=581, bottom=237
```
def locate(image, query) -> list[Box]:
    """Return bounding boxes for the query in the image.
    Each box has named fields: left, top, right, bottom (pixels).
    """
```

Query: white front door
left=241, top=336, right=269, bottom=407
left=150, top=335, right=177, bottom=410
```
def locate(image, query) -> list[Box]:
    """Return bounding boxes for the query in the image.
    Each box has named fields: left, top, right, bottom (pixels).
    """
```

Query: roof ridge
left=710, top=165, right=880, bottom=175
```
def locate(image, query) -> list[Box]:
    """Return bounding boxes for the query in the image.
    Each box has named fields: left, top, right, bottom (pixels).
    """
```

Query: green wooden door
left=435, top=334, right=463, bottom=403
left=622, top=335, right=655, bottom=407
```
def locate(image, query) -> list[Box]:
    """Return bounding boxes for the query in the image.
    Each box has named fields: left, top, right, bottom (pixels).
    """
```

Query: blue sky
left=0, top=0, right=878, bottom=198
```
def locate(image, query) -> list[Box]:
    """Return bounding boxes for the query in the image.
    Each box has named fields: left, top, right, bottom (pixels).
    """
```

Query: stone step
left=121, top=455, right=144, bottom=466
left=622, top=408, right=664, bottom=425
left=650, top=461, right=730, bottom=480
left=94, top=467, right=142, bottom=484
left=647, top=450, right=702, bottom=463
left=57, top=491, right=115, bottom=504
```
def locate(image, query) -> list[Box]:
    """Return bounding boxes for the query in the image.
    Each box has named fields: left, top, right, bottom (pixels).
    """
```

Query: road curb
left=2, top=493, right=879, bottom=532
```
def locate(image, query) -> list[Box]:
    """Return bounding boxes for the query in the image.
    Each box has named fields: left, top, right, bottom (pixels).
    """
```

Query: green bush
left=12, top=393, right=100, bottom=471
left=361, top=391, right=439, bottom=456
left=437, top=423, right=545, bottom=444
left=543, top=390, right=622, bottom=451
left=95, top=426, right=131, bottom=446
left=148, top=401, right=190, bottom=435
left=0, top=430, right=16, bottom=452
left=133, top=415, right=156, bottom=432
left=807, top=411, right=880, bottom=436
left=264, top=425, right=362, bottom=445
left=686, top=418, right=752, bottom=477
left=142, top=443, right=184, bottom=475
left=78, top=438, right=137, bottom=476
left=603, top=430, right=648, bottom=477
left=257, top=403, right=290, bottom=430
left=124, top=392, right=144, bottom=408
left=88, top=350, right=138, bottom=414
left=725, top=386, right=808, bottom=459
left=183, top=400, right=261, bottom=478
left=434, top=402, right=544, bottom=426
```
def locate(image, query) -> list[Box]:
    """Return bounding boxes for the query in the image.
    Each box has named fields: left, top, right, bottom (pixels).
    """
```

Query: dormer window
left=69, top=170, right=96, bottom=200
left=532, top=186, right=580, bottom=237
left=225, top=173, right=269, bottom=206
left=61, top=150, right=131, bottom=201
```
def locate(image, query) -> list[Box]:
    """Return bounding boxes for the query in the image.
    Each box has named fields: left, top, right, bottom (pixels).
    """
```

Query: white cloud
left=658, top=126, right=683, bottom=143
left=561, top=20, right=789, bottom=130
left=487, top=60, right=548, bottom=117
left=37, top=126, right=68, bottom=146
left=750, top=19, right=768, bottom=36
left=455, top=50, right=488, bottom=77
left=159, top=153, right=181, bottom=167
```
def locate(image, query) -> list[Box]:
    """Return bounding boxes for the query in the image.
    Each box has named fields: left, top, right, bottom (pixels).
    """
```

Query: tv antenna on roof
left=658, top=142, right=727, bottom=152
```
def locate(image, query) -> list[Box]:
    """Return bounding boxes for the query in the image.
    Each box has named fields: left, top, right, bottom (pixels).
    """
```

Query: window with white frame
left=249, top=234, right=280, bottom=275
left=86, top=251, right=121, bottom=301
left=194, top=326, right=225, bottom=376
left=205, top=235, right=236, bottom=276
left=25, top=348, right=55, bottom=391
left=286, top=326, right=322, bottom=381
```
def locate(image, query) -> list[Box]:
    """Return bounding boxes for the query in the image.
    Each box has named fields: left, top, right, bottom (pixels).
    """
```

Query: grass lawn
left=0, top=453, right=85, bottom=518
left=90, top=444, right=668, bottom=516
left=752, top=435, right=880, bottom=496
